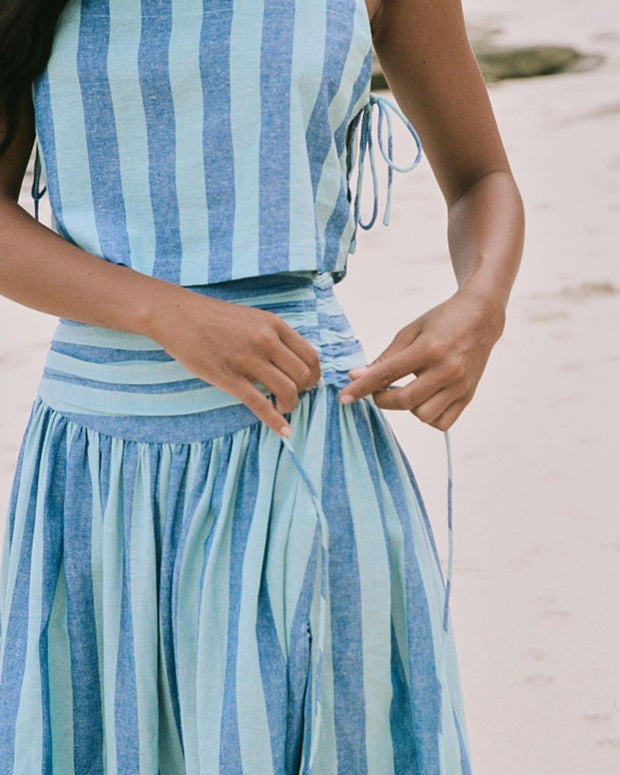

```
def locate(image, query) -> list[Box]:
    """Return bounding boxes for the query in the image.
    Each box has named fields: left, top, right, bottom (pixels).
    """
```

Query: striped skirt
left=0, top=271, right=472, bottom=774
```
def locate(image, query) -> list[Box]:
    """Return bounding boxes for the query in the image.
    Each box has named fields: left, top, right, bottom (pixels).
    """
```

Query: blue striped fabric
left=32, top=0, right=377, bottom=285
left=11, top=1, right=475, bottom=770
left=37, top=272, right=369, bottom=421
left=0, top=272, right=472, bottom=773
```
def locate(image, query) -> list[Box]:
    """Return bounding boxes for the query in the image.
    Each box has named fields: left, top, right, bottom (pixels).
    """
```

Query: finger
left=348, top=345, right=405, bottom=381
left=348, top=320, right=425, bottom=380
left=270, top=344, right=321, bottom=392
left=277, top=322, right=322, bottom=380
left=339, top=349, right=424, bottom=403
left=250, top=361, right=301, bottom=414
left=427, top=398, right=467, bottom=432
left=408, top=386, right=461, bottom=425
left=232, top=377, right=292, bottom=437
left=371, top=372, right=445, bottom=411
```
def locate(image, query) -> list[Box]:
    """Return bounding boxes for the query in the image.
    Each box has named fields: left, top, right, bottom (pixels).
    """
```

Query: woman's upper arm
left=370, top=0, right=513, bottom=206
left=0, top=88, right=36, bottom=202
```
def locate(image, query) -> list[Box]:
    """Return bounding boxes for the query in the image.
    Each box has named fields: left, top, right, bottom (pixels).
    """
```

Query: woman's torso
left=33, top=0, right=373, bottom=286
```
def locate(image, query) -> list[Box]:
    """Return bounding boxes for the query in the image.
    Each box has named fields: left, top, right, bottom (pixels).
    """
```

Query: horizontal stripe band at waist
left=36, top=271, right=369, bottom=427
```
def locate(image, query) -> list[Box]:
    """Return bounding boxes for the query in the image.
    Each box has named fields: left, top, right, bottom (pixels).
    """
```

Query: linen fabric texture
left=0, top=274, right=471, bottom=773
left=33, top=0, right=374, bottom=285
left=1, top=0, right=474, bottom=771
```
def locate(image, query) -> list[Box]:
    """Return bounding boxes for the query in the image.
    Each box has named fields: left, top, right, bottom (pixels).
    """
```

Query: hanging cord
left=31, top=141, right=47, bottom=223
left=346, top=93, right=422, bottom=250
left=279, top=435, right=329, bottom=775
left=278, top=423, right=456, bottom=772
left=439, top=429, right=455, bottom=677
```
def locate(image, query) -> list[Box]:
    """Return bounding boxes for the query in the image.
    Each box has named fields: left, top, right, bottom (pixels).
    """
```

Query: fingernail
left=339, top=394, right=354, bottom=405
left=279, top=424, right=291, bottom=437
left=349, top=366, right=368, bottom=378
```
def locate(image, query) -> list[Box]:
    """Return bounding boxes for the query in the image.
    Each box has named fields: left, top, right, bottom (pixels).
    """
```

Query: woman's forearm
left=339, top=169, right=524, bottom=427
left=371, top=0, right=525, bottom=338
left=0, top=194, right=324, bottom=436
left=447, top=169, right=525, bottom=334
left=0, top=194, right=185, bottom=337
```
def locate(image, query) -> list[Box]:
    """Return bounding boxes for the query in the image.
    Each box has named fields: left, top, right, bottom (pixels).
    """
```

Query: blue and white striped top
left=32, top=0, right=421, bottom=286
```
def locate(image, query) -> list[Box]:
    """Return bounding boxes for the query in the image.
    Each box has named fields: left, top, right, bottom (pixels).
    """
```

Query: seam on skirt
left=28, top=384, right=342, bottom=446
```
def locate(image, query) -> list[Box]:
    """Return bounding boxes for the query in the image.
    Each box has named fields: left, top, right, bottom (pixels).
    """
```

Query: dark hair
left=0, top=0, right=71, bottom=155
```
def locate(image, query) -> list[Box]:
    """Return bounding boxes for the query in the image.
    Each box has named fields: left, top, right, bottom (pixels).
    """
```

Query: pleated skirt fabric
left=0, top=271, right=472, bottom=774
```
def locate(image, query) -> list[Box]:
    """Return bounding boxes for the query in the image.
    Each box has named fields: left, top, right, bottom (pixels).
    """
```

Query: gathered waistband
left=36, top=271, right=369, bottom=442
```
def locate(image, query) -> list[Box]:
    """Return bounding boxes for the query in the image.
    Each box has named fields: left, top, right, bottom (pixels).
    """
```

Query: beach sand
left=338, top=1, right=620, bottom=772
left=1, top=1, right=619, bottom=771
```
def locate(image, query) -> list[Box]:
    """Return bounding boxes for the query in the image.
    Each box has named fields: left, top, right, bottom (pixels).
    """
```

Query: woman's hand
left=364, top=0, right=525, bottom=417
left=337, top=288, right=505, bottom=431
left=148, top=286, right=322, bottom=438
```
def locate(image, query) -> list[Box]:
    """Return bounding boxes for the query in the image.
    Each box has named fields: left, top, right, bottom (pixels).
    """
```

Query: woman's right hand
left=146, top=284, right=323, bottom=438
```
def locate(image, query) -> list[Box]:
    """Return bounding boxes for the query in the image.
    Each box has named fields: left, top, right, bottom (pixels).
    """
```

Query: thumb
left=348, top=358, right=379, bottom=379
left=348, top=337, right=407, bottom=380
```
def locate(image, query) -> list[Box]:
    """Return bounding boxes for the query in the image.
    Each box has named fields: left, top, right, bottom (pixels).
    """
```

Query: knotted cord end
left=346, top=92, right=422, bottom=244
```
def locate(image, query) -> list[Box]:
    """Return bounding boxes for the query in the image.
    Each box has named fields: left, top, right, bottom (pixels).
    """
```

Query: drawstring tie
left=279, top=422, right=454, bottom=774
left=347, top=93, right=422, bottom=251
left=31, top=141, right=47, bottom=223
left=279, top=435, right=330, bottom=773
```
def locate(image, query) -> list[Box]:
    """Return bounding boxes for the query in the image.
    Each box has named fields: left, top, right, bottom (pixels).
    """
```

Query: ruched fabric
left=0, top=272, right=471, bottom=774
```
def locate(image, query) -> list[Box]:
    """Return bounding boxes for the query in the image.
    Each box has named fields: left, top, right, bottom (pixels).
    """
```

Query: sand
left=1, top=0, right=619, bottom=771
left=337, top=1, right=620, bottom=772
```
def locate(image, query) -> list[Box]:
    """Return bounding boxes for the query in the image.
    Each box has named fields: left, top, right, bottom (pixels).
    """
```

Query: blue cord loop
left=347, top=93, right=422, bottom=250
left=439, top=429, right=455, bottom=677
left=31, top=141, right=47, bottom=223
left=279, top=420, right=455, bottom=771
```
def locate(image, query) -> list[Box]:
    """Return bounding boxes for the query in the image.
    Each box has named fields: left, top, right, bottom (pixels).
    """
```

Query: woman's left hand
left=337, top=288, right=506, bottom=431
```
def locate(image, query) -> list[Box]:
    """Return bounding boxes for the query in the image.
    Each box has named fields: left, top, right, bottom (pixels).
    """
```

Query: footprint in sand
left=550, top=331, right=570, bottom=341
left=543, top=609, right=571, bottom=619
left=558, top=361, right=583, bottom=372
left=523, top=674, right=554, bottom=686
left=583, top=712, right=611, bottom=723
left=558, top=281, right=620, bottom=301
left=527, top=309, right=569, bottom=323
left=547, top=392, right=585, bottom=407
left=537, top=597, right=571, bottom=620
left=506, top=557, right=532, bottom=571
left=591, top=30, right=620, bottom=43
left=522, top=647, right=547, bottom=662
left=527, top=282, right=620, bottom=306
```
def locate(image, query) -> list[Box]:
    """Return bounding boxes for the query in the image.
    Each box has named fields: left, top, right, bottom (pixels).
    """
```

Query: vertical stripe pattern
left=138, top=0, right=183, bottom=282
left=77, top=0, right=131, bottom=265
left=31, top=0, right=383, bottom=285
left=258, top=0, right=295, bottom=275
left=0, top=272, right=472, bottom=773
left=18, top=0, right=469, bottom=767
